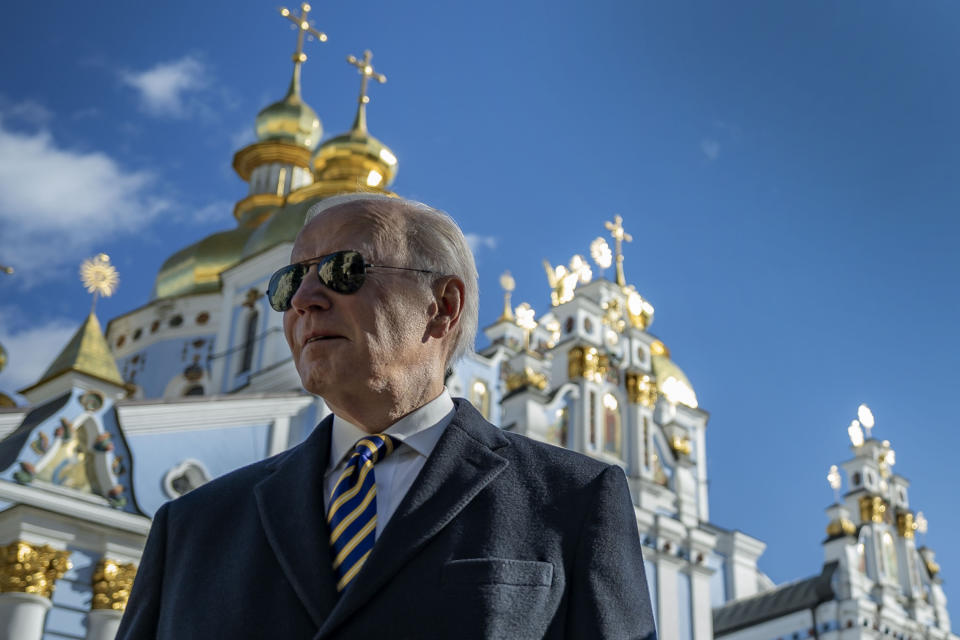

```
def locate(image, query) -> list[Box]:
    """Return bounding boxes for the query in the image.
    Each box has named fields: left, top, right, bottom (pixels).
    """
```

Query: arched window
left=602, top=393, right=622, bottom=457
left=183, top=384, right=204, bottom=396
left=882, top=531, right=898, bottom=581
left=240, top=308, right=259, bottom=374
left=469, top=380, right=490, bottom=419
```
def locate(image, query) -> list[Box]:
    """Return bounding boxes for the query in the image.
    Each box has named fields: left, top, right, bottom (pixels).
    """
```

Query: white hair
left=304, top=194, right=479, bottom=366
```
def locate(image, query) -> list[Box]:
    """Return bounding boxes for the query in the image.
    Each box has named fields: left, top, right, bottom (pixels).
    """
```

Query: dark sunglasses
left=266, top=249, right=436, bottom=311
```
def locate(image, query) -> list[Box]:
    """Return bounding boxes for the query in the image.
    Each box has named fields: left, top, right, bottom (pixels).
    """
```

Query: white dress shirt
left=323, top=389, right=455, bottom=537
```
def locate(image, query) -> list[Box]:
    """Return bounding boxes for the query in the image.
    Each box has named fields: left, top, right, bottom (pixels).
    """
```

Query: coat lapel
left=254, top=415, right=338, bottom=630
left=316, top=401, right=510, bottom=638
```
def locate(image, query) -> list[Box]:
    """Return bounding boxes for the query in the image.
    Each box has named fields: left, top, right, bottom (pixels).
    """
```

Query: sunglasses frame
left=266, top=249, right=437, bottom=311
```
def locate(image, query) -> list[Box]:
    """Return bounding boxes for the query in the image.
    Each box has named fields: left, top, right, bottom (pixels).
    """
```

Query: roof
left=19, top=313, right=123, bottom=393
left=713, top=561, right=838, bottom=636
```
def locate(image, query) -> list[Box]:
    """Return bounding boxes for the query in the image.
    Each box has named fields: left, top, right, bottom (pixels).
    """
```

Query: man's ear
left=427, top=276, right=465, bottom=340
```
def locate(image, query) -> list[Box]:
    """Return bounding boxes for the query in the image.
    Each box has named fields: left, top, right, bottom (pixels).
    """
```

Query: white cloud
left=700, top=138, right=720, bottom=161
left=0, top=308, right=78, bottom=398
left=0, top=115, right=168, bottom=284
left=121, top=56, right=206, bottom=118
left=187, top=201, right=232, bottom=224
left=464, top=233, right=497, bottom=254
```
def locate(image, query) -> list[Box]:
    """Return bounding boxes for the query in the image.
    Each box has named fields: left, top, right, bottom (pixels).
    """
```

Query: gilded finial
left=827, top=465, right=842, bottom=501
left=277, top=3, right=326, bottom=101
left=604, top=215, right=633, bottom=287
left=514, top=302, right=537, bottom=351
left=279, top=3, right=327, bottom=64
left=847, top=419, right=864, bottom=447
left=858, top=404, right=875, bottom=439
left=498, top=271, right=515, bottom=322
left=0, top=263, right=12, bottom=275
left=346, top=50, right=386, bottom=134
left=590, top=237, right=612, bottom=277
left=80, top=253, right=119, bottom=312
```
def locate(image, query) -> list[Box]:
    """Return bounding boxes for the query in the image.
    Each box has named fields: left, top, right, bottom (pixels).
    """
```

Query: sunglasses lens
left=317, top=250, right=366, bottom=294
left=267, top=264, right=303, bottom=311
left=267, top=250, right=368, bottom=310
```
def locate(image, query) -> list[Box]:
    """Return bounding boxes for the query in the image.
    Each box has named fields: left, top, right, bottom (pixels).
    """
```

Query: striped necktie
left=327, top=434, right=398, bottom=592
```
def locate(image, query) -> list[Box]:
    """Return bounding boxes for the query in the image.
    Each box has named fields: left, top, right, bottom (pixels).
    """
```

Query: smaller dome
left=313, top=128, right=398, bottom=189
left=650, top=343, right=698, bottom=409
left=154, top=226, right=256, bottom=299
left=255, top=93, right=321, bottom=150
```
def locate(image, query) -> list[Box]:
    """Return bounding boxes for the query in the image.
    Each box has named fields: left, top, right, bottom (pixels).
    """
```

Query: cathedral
left=0, top=6, right=954, bottom=640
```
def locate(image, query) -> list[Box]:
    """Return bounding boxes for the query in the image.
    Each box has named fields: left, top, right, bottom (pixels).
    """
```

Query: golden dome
left=254, top=64, right=322, bottom=150
left=650, top=344, right=698, bottom=409
left=154, top=225, right=256, bottom=299
left=312, top=127, right=398, bottom=190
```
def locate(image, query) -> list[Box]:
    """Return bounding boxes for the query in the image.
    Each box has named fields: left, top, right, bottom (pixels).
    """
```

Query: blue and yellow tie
left=327, top=434, right=398, bottom=592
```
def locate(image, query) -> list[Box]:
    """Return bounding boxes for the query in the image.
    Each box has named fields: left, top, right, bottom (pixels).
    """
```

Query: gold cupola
left=301, top=50, right=398, bottom=199
left=155, top=4, right=326, bottom=300
left=232, top=3, right=326, bottom=222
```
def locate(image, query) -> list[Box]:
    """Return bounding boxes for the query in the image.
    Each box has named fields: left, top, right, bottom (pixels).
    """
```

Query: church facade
left=0, top=7, right=954, bottom=640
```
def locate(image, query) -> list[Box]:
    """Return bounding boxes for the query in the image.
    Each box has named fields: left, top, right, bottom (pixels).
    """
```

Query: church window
left=557, top=406, right=569, bottom=447
left=643, top=416, right=650, bottom=467
left=469, top=379, right=490, bottom=419
left=163, top=460, right=212, bottom=498
left=588, top=391, right=597, bottom=450
left=169, top=315, right=183, bottom=328
left=184, top=385, right=204, bottom=396
left=240, top=308, right=259, bottom=374
left=565, top=317, right=575, bottom=334
left=583, top=317, right=593, bottom=334
left=116, top=335, right=126, bottom=348
left=150, top=320, right=160, bottom=333
left=856, top=542, right=866, bottom=574
left=852, top=471, right=861, bottom=486
left=133, top=328, right=142, bottom=341
left=196, top=312, right=210, bottom=325
left=602, top=393, right=622, bottom=457
left=882, top=532, right=898, bottom=581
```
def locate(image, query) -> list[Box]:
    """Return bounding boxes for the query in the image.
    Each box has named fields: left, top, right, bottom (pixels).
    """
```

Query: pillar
left=0, top=540, right=71, bottom=640
left=86, top=558, right=137, bottom=640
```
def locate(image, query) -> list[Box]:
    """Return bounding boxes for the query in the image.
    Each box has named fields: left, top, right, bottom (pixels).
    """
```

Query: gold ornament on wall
left=92, top=558, right=137, bottom=610
left=0, top=541, right=71, bottom=598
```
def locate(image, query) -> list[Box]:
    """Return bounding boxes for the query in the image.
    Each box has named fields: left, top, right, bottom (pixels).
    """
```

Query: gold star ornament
left=80, top=254, right=119, bottom=298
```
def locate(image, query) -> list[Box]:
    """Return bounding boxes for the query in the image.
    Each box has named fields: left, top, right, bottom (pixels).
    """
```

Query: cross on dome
left=604, top=214, right=633, bottom=286
left=279, top=3, right=327, bottom=64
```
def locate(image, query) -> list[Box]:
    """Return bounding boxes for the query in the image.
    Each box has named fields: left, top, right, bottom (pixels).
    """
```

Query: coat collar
left=255, top=400, right=510, bottom=638
left=254, top=414, right=338, bottom=629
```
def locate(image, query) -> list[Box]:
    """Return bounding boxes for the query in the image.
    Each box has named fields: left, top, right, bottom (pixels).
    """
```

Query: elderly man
left=117, top=195, right=656, bottom=639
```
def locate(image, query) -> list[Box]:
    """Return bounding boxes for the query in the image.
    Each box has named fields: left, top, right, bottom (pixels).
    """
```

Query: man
left=117, top=195, right=656, bottom=639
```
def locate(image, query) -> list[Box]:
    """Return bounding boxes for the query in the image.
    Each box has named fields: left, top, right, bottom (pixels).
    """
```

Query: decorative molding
left=116, top=393, right=313, bottom=434
left=0, top=480, right=151, bottom=535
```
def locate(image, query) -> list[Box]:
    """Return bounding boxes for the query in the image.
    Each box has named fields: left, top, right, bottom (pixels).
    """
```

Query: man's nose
left=289, top=265, right=333, bottom=313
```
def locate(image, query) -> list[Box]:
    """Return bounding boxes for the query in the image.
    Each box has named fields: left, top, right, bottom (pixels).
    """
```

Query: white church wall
left=126, top=423, right=271, bottom=515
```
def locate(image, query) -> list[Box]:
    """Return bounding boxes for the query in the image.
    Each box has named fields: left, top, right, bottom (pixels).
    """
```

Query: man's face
left=282, top=204, right=436, bottom=404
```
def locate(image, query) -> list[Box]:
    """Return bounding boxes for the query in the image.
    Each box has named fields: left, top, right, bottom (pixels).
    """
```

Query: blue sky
left=1, top=0, right=959, bottom=617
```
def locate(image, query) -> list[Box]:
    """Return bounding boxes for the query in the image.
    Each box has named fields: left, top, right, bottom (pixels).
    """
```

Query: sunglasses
left=267, top=249, right=436, bottom=311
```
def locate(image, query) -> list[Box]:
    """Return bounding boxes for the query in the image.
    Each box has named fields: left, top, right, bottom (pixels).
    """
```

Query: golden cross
left=279, top=3, right=327, bottom=64
left=347, top=50, right=386, bottom=106
left=604, top=215, right=633, bottom=286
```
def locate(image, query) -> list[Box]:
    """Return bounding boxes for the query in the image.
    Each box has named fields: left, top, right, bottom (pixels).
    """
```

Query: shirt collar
left=327, top=389, right=455, bottom=471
